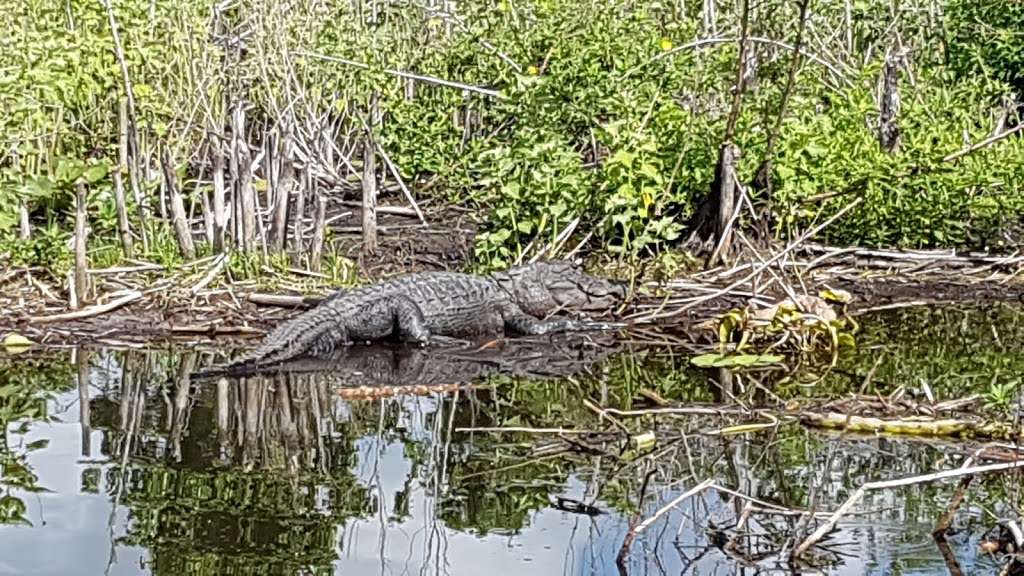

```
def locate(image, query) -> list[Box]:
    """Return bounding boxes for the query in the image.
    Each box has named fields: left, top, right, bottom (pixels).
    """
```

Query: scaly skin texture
left=223, top=261, right=626, bottom=372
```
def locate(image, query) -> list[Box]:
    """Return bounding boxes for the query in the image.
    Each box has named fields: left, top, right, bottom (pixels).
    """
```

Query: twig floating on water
left=454, top=426, right=599, bottom=435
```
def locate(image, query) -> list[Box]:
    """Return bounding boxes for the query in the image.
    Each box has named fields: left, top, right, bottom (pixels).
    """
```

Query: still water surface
left=1, top=305, right=1022, bottom=575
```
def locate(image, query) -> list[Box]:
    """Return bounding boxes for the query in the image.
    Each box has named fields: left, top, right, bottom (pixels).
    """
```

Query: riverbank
left=2, top=238, right=1022, bottom=348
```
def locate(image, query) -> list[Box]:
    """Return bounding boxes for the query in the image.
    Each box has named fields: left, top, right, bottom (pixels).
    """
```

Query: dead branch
left=943, top=123, right=1024, bottom=163
left=293, top=50, right=503, bottom=98
left=31, top=290, right=144, bottom=324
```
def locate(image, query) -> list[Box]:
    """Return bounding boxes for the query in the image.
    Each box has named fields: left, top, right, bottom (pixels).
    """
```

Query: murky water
left=1, top=305, right=1022, bottom=575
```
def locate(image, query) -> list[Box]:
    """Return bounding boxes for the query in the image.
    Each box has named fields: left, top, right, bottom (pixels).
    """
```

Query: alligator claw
left=578, top=320, right=627, bottom=332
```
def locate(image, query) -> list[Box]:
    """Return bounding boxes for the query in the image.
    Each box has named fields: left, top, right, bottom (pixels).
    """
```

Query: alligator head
left=493, top=260, right=628, bottom=317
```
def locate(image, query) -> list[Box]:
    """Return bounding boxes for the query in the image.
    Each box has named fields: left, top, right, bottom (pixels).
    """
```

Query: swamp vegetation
left=2, top=0, right=1024, bottom=574
left=0, top=0, right=1022, bottom=277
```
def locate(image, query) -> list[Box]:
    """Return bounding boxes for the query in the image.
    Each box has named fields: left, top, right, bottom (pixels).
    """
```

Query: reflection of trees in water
left=85, top=350, right=370, bottom=575
left=7, top=323, right=1021, bottom=574
left=0, top=352, right=75, bottom=525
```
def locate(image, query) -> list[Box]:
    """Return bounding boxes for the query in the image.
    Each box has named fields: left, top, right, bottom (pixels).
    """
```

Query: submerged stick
left=617, top=478, right=715, bottom=568
left=793, top=458, right=1024, bottom=557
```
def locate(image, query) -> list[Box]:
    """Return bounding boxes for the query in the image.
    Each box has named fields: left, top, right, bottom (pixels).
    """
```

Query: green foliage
left=946, top=0, right=1024, bottom=93
left=0, top=355, right=73, bottom=525
left=0, top=0, right=1021, bottom=273
left=471, top=128, right=594, bottom=267
left=814, top=304, right=1024, bottom=400
left=771, top=73, right=1024, bottom=249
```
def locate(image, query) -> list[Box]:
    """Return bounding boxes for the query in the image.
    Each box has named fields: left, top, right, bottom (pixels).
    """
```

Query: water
left=1, top=304, right=1022, bottom=575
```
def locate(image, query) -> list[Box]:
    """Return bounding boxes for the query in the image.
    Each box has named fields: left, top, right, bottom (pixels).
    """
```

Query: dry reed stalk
left=73, top=182, right=90, bottom=308
left=310, top=191, right=328, bottom=271
left=160, top=147, right=197, bottom=259
left=361, top=92, right=380, bottom=255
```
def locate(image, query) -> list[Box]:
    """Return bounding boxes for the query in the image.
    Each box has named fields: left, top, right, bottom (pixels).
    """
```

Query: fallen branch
left=294, top=50, right=503, bottom=98
left=802, top=411, right=1023, bottom=441
left=245, top=293, right=324, bottom=308
left=454, top=426, right=597, bottom=434
left=30, top=291, right=144, bottom=324
left=189, top=253, right=228, bottom=295
left=374, top=140, right=427, bottom=225
left=620, top=36, right=847, bottom=83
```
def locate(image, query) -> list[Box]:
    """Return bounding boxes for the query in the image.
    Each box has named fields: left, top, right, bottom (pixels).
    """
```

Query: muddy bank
left=0, top=277, right=1020, bottom=349
left=1, top=232, right=1022, bottom=347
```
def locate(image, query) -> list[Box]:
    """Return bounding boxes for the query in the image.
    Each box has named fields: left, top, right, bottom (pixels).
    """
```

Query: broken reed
left=46, top=1, right=455, bottom=309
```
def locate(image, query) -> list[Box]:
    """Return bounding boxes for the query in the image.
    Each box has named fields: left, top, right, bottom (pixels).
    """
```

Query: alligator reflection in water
left=84, top=338, right=637, bottom=575
left=1, top=306, right=1022, bottom=575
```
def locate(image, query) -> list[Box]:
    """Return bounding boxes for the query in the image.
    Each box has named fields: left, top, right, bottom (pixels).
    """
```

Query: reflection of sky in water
left=0, top=384, right=1003, bottom=576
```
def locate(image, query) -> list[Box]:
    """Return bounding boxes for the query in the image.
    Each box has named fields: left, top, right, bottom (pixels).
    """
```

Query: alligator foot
left=573, top=320, right=628, bottom=332
left=426, top=335, right=476, bottom=348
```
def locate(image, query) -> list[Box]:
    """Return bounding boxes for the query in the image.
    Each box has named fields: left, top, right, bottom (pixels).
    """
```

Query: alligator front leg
left=504, top=314, right=621, bottom=336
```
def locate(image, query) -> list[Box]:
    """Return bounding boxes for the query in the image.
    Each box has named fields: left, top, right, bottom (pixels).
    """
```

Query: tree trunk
left=73, top=182, right=90, bottom=309
left=113, top=101, right=135, bottom=256
left=879, top=49, right=902, bottom=153
left=289, top=168, right=308, bottom=266
left=104, top=2, right=146, bottom=252
left=18, top=202, right=30, bottom=240
left=111, top=138, right=134, bottom=257
left=200, top=170, right=214, bottom=246
left=685, top=0, right=749, bottom=265
left=119, top=100, right=148, bottom=253
left=160, top=147, right=197, bottom=259
left=270, top=136, right=294, bottom=253
left=709, top=144, right=740, bottom=265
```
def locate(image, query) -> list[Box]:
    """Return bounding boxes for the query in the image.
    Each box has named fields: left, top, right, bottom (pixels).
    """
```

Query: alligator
left=212, top=260, right=628, bottom=375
